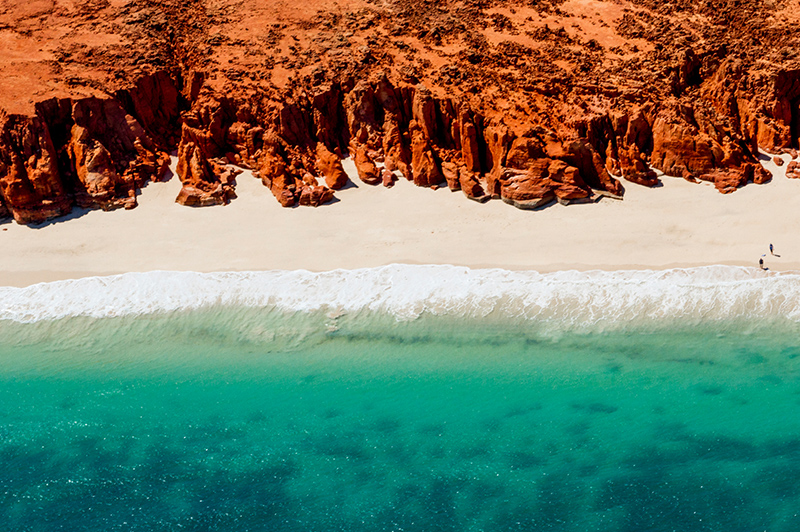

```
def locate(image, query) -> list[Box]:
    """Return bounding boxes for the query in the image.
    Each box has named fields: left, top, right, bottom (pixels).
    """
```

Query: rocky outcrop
left=175, top=125, right=238, bottom=207
left=2, top=0, right=797, bottom=224
left=0, top=113, right=71, bottom=224
left=499, top=158, right=592, bottom=210
left=69, top=97, right=168, bottom=210
left=0, top=94, right=169, bottom=224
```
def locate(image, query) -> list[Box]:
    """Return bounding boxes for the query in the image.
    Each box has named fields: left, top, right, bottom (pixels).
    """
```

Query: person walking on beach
left=770, top=243, right=774, bottom=255
left=759, top=257, right=767, bottom=270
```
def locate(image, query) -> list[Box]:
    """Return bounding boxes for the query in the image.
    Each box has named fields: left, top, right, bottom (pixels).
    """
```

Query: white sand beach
left=1, top=154, right=799, bottom=287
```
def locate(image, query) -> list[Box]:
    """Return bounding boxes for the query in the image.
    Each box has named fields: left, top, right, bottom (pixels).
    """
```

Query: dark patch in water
left=321, top=408, right=341, bottom=419
left=753, top=462, right=800, bottom=499
left=564, top=420, right=592, bottom=437
left=507, top=451, right=546, bottom=470
left=757, top=374, right=783, bottom=386
left=313, top=437, right=368, bottom=461
left=668, top=357, right=716, bottom=366
left=458, top=444, right=490, bottom=460
left=780, top=346, right=800, bottom=359
left=418, top=422, right=447, bottom=436
left=697, top=384, right=724, bottom=396
left=691, top=435, right=761, bottom=463
left=504, top=403, right=543, bottom=418
left=373, top=417, right=401, bottom=434
left=765, top=438, right=800, bottom=457
left=247, top=410, right=268, bottom=423
left=570, top=401, right=618, bottom=414
left=59, top=395, right=78, bottom=410
left=481, top=417, right=503, bottom=432
left=736, top=350, right=768, bottom=365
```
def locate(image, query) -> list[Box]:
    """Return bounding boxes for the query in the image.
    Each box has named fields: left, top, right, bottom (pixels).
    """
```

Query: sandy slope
left=1, top=155, right=799, bottom=287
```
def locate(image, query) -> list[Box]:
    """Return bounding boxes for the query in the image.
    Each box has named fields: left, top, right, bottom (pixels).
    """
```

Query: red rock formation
left=175, top=123, right=236, bottom=206
left=410, top=121, right=444, bottom=188
left=0, top=93, right=169, bottom=223
left=351, top=144, right=381, bottom=185
left=460, top=116, right=481, bottom=174
left=499, top=158, right=591, bottom=210
left=2, top=0, right=798, bottom=223
left=316, top=143, right=349, bottom=190
left=69, top=97, right=168, bottom=210
left=0, top=113, right=71, bottom=224
left=441, top=161, right=460, bottom=191
left=115, top=71, right=182, bottom=149
left=787, top=161, right=800, bottom=179
left=753, top=164, right=772, bottom=185
left=255, top=131, right=298, bottom=207
left=381, top=168, right=396, bottom=188
left=298, top=184, right=334, bottom=207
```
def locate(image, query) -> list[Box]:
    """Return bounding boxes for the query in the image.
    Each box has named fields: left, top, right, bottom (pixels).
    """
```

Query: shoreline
left=3, top=262, right=800, bottom=290
left=2, top=153, right=799, bottom=288
left=3, top=266, right=800, bottom=325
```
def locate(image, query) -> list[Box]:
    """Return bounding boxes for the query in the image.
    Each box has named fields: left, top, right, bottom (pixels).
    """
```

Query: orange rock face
left=1, top=0, right=798, bottom=223
left=0, top=93, right=169, bottom=223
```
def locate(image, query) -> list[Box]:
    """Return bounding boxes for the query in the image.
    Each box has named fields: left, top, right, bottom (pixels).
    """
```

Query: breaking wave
left=2, top=265, right=800, bottom=329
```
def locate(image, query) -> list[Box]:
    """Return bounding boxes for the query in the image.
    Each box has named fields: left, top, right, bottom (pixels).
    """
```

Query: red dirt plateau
left=2, top=0, right=800, bottom=224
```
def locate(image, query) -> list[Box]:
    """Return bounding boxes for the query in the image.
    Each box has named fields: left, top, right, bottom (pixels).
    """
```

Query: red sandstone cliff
left=1, top=0, right=799, bottom=223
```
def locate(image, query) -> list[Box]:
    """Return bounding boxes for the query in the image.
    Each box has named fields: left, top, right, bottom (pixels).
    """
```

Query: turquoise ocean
left=1, top=265, right=800, bottom=531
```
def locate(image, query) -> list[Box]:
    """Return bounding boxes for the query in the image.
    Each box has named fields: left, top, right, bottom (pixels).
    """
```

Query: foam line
left=2, top=265, right=799, bottom=324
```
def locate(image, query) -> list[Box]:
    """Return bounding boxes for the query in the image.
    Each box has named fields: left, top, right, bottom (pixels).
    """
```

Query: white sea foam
left=2, top=265, right=800, bottom=325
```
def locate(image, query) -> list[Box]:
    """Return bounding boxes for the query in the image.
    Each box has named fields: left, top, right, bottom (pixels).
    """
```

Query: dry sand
left=2, top=154, right=799, bottom=287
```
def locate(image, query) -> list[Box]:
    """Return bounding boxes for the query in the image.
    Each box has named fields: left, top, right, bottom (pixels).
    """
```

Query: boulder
left=298, top=184, right=335, bottom=206
left=786, top=161, right=800, bottom=178
left=498, top=158, right=591, bottom=209
left=175, top=182, right=231, bottom=207
left=382, top=169, right=396, bottom=188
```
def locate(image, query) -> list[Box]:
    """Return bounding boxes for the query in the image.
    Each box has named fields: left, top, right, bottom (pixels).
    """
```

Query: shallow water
left=1, top=304, right=800, bottom=531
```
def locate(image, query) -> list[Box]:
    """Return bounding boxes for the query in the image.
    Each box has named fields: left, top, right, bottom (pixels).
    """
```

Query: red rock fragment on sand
left=381, top=169, right=396, bottom=188
left=299, top=184, right=335, bottom=207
